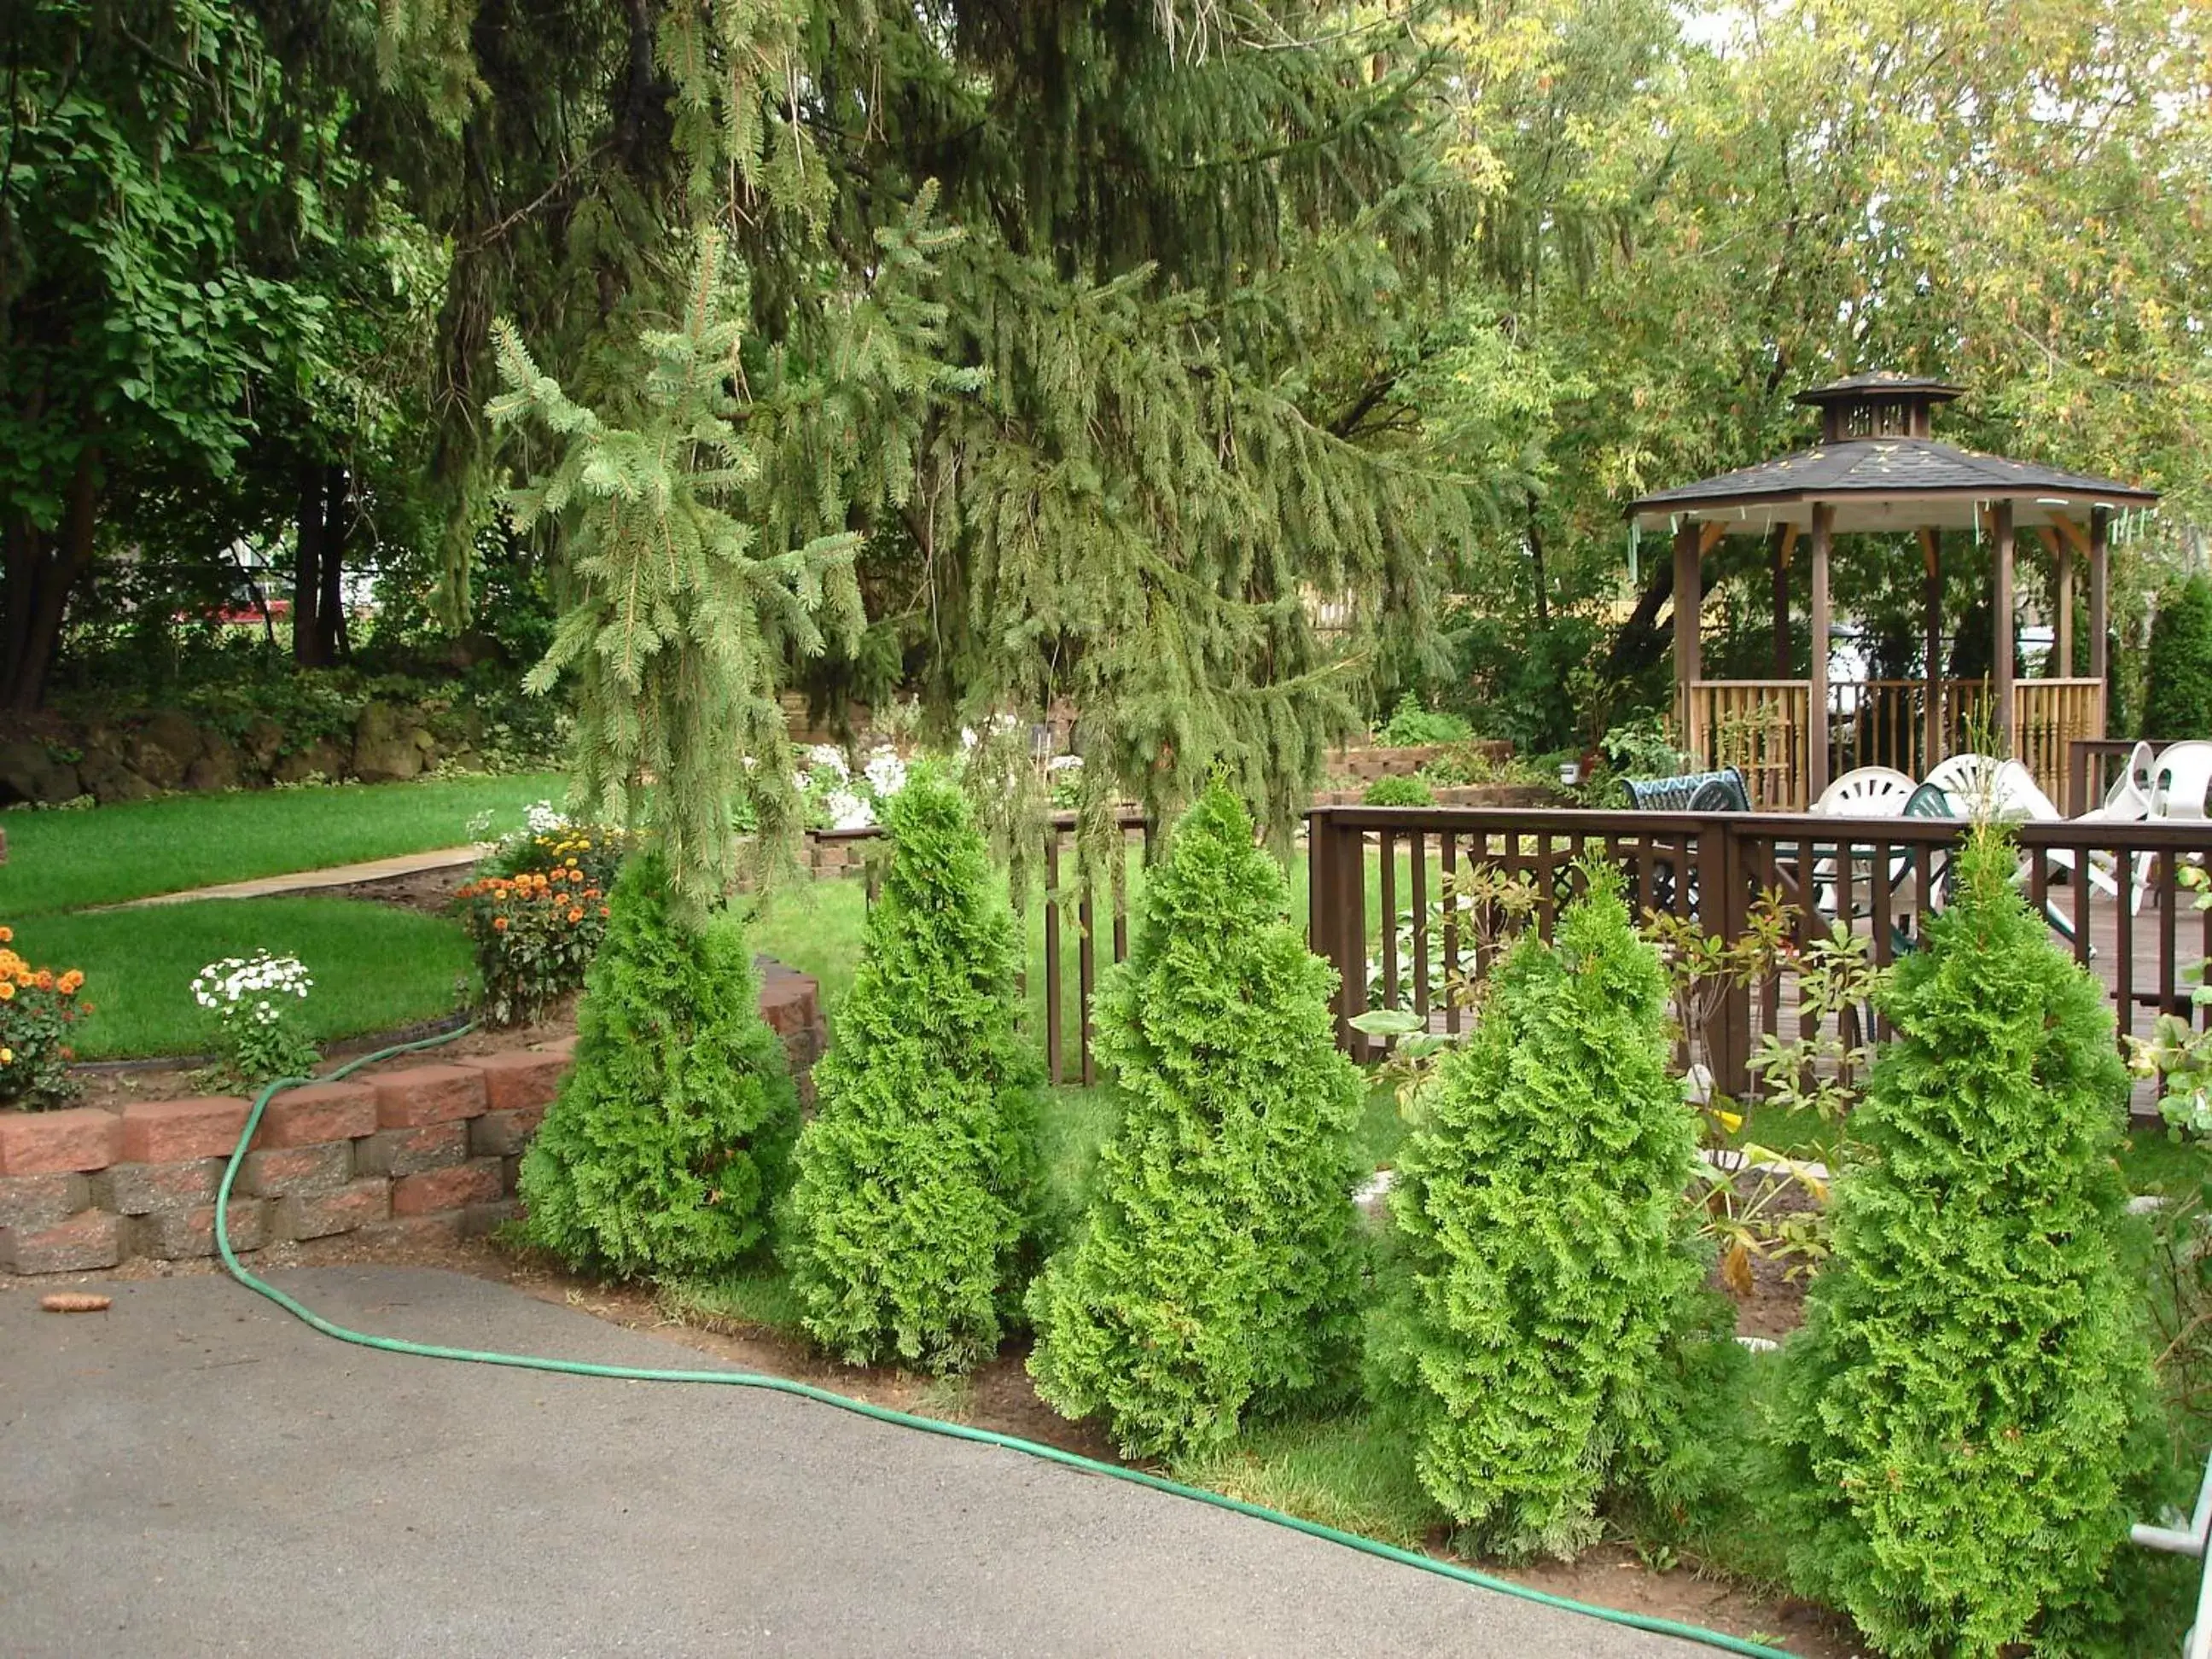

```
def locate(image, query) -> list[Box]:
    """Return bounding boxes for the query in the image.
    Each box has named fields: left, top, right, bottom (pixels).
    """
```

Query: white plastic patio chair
left=1812, top=765, right=1917, bottom=817
left=1921, top=753, right=2129, bottom=924
left=2154, top=742, right=2212, bottom=821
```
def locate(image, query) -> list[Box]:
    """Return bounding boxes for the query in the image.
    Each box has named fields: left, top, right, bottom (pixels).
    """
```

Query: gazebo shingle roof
left=1628, top=437, right=2157, bottom=533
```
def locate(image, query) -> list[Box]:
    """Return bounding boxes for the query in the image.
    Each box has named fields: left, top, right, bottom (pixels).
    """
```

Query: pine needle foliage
left=1026, top=781, right=1366, bottom=1459
left=1365, top=865, right=1734, bottom=1560
left=518, top=850, right=800, bottom=1279
left=487, top=211, right=967, bottom=911
left=778, top=765, right=1045, bottom=1372
left=1767, top=829, right=2155, bottom=1657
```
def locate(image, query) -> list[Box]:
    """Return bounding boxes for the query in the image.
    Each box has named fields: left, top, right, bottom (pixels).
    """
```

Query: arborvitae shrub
left=1026, top=782, right=1365, bottom=1459
left=1365, top=865, right=1735, bottom=1559
left=1769, top=830, right=2153, bottom=1657
left=2143, top=572, right=2212, bottom=741
left=518, top=851, right=799, bottom=1278
left=778, top=768, right=1045, bottom=1371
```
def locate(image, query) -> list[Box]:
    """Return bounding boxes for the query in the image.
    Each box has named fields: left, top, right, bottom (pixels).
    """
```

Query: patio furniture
left=2154, top=742, right=2212, bottom=821
left=1812, top=765, right=1917, bottom=817
left=1622, top=766, right=1751, bottom=813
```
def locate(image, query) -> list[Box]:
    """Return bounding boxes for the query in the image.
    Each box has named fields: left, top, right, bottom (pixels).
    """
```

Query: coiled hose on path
left=213, top=1027, right=1794, bottom=1659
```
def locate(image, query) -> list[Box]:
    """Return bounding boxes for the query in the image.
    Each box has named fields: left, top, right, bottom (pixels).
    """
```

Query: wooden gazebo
left=1627, top=373, right=2159, bottom=808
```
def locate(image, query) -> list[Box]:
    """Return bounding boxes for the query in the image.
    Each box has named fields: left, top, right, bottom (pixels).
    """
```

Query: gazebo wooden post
left=2054, top=532, right=2075, bottom=678
left=1993, top=500, right=2017, bottom=753
left=1919, top=527, right=1942, bottom=770
left=1673, top=521, right=1702, bottom=759
left=1768, top=524, right=1792, bottom=677
left=1808, top=503, right=1834, bottom=802
left=2089, top=506, right=2110, bottom=732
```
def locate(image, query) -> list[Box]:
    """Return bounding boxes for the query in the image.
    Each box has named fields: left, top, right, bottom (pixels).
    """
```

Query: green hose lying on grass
left=213, top=1027, right=1794, bottom=1659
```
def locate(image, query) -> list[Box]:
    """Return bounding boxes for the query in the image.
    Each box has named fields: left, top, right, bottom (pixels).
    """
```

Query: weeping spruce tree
left=1027, top=782, right=1365, bottom=1458
left=779, top=767, right=1045, bottom=1371
left=1770, top=830, right=2154, bottom=1657
left=1365, top=866, right=1734, bottom=1559
left=500, top=228, right=949, bottom=1275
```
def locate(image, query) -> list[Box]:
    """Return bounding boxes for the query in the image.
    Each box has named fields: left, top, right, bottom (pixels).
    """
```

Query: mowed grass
left=0, top=772, right=567, bottom=914
left=30, top=897, right=475, bottom=1059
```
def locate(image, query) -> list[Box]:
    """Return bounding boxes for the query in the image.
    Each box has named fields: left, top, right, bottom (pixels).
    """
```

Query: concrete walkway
left=103, top=845, right=486, bottom=908
left=0, top=1268, right=1706, bottom=1656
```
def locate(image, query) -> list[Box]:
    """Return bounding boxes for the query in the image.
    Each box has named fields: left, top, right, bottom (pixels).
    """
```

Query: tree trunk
left=294, top=463, right=327, bottom=667
left=1604, top=561, right=1677, bottom=682
left=2, top=445, right=100, bottom=712
left=316, top=464, right=351, bottom=663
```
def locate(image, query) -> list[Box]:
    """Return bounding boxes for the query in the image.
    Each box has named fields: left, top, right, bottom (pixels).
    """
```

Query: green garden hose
left=212, top=1028, right=1794, bottom=1659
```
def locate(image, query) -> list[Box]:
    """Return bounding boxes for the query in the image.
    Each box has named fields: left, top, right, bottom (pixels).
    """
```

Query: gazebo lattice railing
left=1633, top=373, right=2153, bottom=809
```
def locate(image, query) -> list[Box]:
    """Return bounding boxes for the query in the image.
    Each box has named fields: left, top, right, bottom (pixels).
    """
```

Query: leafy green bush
left=518, top=851, right=799, bottom=1278
left=2143, top=573, right=2212, bottom=741
left=1365, top=866, right=1735, bottom=1558
left=1768, top=829, right=2155, bottom=1656
left=778, top=767, right=1045, bottom=1371
left=459, top=821, right=634, bottom=1026
left=1026, top=781, right=1366, bottom=1458
left=1376, top=695, right=1473, bottom=748
left=1361, top=774, right=1435, bottom=807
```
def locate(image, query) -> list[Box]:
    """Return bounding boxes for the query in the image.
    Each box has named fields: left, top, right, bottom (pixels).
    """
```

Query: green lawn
left=30, top=897, right=475, bottom=1059
left=0, top=772, right=567, bottom=914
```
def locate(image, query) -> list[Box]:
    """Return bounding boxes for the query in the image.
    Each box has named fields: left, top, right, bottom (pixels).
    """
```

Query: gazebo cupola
left=1627, top=370, right=2158, bottom=808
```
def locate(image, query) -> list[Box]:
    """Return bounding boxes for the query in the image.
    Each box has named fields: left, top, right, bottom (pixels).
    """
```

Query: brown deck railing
left=821, top=809, right=1150, bottom=1086
left=1307, top=803, right=2212, bottom=1097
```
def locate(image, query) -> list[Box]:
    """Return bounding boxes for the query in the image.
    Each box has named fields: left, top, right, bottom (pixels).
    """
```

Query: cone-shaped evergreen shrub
left=1770, top=829, right=2153, bottom=1657
left=778, top=767, right=1045, bottom=1371
left=2143, top=572, right=2212, bottom=741
left=1365, top=866, right=1734, bottom=1559
left=1026, top=782, right=1365, bottom=1459
left=518, top=851, right=799, bottom=1278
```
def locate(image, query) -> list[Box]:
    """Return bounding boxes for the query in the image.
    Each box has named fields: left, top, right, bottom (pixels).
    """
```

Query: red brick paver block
left=0, top=1171, right=89, bottom=1231
left=119, top=1097, right=249, bottom=1163
left=3, top=1209, right=123, bottom=1273
left=468, top=1109, right=544, bottom=1159
left=91, top=1158, right=221, bottom=1215
left=237, top=1142, right=352, bottom=1198
left=253, top=1082, right=375, bottom=1150
left=454, top=1051, right=567, bottom=1112
left=0, top=1107, right=120, bottom=1176
left=136, top=1199, right=269, bottom=1260
left=272, top=1179, right=389, bottom=1241
left=391, top=1158, right=504, bottom=1217
left=354, top=1122, right=468, bottom=1178
left=370, top=1065, right=486, bottom=1129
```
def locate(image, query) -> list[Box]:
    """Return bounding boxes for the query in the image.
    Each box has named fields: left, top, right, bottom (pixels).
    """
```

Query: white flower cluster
left=791, top=742, right=912, bottom=831
left=191, top=952, right=313, bottom=1027
left=524, top=800, right=570, bottom=835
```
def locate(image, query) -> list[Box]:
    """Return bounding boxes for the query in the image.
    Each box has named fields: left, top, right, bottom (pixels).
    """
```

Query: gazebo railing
left=1685, top=676, right=2103, bottom=806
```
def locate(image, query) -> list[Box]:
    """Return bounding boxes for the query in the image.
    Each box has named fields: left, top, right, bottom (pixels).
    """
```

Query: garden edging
left=0, top=962, right=824, bottom=1275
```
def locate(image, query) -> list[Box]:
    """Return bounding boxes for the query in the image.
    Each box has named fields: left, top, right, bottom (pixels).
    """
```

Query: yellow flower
left=0, top=1047, right=12, bottom=1064
left=0, top=982, right=15, bottom=1001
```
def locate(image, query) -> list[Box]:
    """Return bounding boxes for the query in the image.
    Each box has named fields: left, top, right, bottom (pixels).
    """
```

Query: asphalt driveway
left=1, top=1266, right=1707, bottom=1656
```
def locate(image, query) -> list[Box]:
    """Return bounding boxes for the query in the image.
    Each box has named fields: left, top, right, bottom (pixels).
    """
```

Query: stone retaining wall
left=0, top=964, right=824, bottom=1276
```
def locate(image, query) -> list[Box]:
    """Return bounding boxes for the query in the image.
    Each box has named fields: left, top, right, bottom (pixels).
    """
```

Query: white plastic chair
left=1812, top=766, right=1917, bottom=817
left=2154, top=742, right=2212, bottom=821
left=2076, top=741, right=2155, bottom=912
left=1922, top=753, right=2130, bottom=920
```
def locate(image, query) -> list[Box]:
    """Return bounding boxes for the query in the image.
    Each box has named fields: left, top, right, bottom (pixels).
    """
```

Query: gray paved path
left=0, top=1267, right=1705, bottom=1656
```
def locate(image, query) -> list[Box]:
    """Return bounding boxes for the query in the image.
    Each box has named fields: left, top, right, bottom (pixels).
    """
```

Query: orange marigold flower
left=492, top=917, right=509, bottom=932
left=583, top=888, right=601, bottom=900
left=0, top=982, right=15, bottom=1001
left=34, top=970, right=54, bottom=990
left=0, top=925, right=12, bottom=942
left=57, top=970, right=83, bottom=994
left=598, top=905, right=610, bottom=918
left=568, top=909, right=583, bottom=923
left=14, top=972, right=29, bottom=987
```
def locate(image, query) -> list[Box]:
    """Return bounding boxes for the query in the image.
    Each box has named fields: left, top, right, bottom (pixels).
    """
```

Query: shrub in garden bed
left=519, top=851, right=800, bottom=1278
left=1365, top=866, right=1737, bottom=1560
left=1768, top=828, right=2156, bottom=1656
left=778, top=768, right=1045, bottom=1371
left=189, top=950, right=318, bottom=1085
left=1027, top=781, right=1366, bottom=1458
left=1360, top=775, right=1435, bottom=807
left=0, top=928, right=88, bottom=1107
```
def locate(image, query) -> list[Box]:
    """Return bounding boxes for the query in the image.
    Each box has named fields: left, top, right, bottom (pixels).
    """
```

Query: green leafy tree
left=2141, top=573, right=2212, bottom=742
left=778, top=767, right=1045, bottom=1371
left=1026, top=781, right=1365, bottom=1458
left=518, top=850, right=799, bottom=1278
left=1365, top=865, right=1733, bottom=1558
left=1768, top=830, right=2154, bottom=1656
